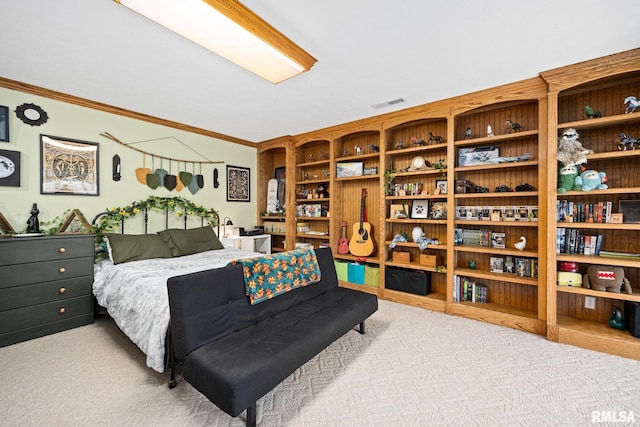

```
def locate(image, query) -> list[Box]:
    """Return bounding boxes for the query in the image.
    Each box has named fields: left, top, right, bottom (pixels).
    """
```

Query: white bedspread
left=93, top=248, right=261, bottom=372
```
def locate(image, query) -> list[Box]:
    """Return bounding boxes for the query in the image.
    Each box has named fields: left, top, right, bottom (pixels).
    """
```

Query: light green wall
left=0, top=86, right=257, bottom=233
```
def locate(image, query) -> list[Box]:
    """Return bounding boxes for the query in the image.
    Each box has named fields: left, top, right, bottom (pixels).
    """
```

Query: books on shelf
left=556, top=228, right=602, bottom=255
left=556, top=200, right=615, bottom=223
left=453, top=275, right=488, bottom=303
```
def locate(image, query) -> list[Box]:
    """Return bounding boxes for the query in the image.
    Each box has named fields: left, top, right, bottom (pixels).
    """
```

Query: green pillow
left=158, top=226, right=224, bottom=257
left=105, top=233, right=173, bottom=264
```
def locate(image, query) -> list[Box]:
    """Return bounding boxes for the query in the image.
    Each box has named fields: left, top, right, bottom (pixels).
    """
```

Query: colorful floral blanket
left=228, top=247, right=321, bottom=304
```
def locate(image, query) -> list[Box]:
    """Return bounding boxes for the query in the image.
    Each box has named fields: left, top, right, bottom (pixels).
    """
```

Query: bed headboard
left=91, top=196, right=220, bottom=238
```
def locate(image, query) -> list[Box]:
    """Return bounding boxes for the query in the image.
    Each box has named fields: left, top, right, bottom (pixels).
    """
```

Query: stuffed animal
left=558, top=164, right=579, bottom=193
left=557, top=128, right=593, bottom=167
left=584, top=265, right=632, bottom=294
left=430, top=202, right=447, bottom=219
left=574, top=169, right=608, bottom=191
left=316, top=184, right=329, bottom=199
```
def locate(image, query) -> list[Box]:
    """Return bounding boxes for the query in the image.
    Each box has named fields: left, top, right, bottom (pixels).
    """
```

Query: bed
left=91, top=196, right=262, bottom=372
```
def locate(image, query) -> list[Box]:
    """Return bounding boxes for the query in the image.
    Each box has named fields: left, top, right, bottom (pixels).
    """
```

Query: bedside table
left=0, top=234, right=95, bottom=347
left=220, top=235, right=272, bottom=254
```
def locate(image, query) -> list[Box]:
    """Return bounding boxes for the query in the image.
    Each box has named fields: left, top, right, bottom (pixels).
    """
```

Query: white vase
left=412, top=226, right=424, bottom=242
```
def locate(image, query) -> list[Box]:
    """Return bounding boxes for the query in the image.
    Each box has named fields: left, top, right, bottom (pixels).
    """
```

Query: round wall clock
left=15, top=103, right=48, bottom=126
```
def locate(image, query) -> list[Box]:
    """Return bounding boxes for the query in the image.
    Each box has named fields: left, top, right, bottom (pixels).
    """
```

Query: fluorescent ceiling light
left=115, top=0, right=317, bottom=84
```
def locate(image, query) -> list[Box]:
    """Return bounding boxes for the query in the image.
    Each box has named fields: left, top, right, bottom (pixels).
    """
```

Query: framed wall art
left=411, top=199, right=429, bottom=219
left=227, top=165, right=250, bottom=202
left=0, top=149, right=20, bottom=187
left=40, top=134, right=99, bottom=196
left=0, top=106, right=8, bottom=142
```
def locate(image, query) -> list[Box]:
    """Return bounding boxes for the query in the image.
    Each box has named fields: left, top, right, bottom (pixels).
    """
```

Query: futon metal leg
left=359, top=320, right=366, bottom=334
left=246, top=402, right=257, bottom=427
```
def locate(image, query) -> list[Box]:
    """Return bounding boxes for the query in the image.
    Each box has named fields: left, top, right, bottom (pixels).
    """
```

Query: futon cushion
left=182, top=287, right=378, bottom=417
left=158, top=226, right=224, bottom=257
left=105, top=233, right=173, bottom=264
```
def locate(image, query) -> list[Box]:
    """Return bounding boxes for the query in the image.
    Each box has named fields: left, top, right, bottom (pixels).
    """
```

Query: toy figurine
left=395, top=139, right=403, bottom=150
left=368, top=143, right=379, bottom=153
left=355, top=145, right=362, bottom=155
left=428, top=132, right=443, bottom=144
left=504, top=119, right=522, bottom=132
left=584, top=104, right=602, bottom=119
left=487, top=125, right=494, bottom=137
left=465, top=127, right=472, bottom=139
left=624, top=96, right=640, bottom=113
left=609, top=307, right=627, bottom=330
left=557, top=128, right=593, bottom=167
left=574, top=169, right=608, bottom=192
left=26, top=203, right=40, bottom=233
left=619, top=132, right=639, bottom=150
left=411, top=137, right=426, bottom=147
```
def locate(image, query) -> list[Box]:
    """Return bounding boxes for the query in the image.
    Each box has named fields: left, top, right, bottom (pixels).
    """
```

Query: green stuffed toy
left=558, top=164, right=579, bottom=193
left=574, top=169, right=608, bottom=191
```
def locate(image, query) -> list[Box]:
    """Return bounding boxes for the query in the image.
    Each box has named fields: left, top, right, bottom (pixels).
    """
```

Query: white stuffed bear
left=557, top=128, right=593, bottom=167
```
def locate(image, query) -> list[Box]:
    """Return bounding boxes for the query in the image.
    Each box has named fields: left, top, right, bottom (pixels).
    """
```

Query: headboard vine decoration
left=92, top=196, right=219, bottom=239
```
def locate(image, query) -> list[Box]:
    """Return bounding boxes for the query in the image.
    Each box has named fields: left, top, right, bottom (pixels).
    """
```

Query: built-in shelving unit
left=541, top=49, right=640, bottom=359
left=255, top=48, right=640, bottom=361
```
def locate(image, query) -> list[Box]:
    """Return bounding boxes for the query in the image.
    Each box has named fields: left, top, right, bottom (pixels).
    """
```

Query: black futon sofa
left=167, top=247, right=378, bottom=426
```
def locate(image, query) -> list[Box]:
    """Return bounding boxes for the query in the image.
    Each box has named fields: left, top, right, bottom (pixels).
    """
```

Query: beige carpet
left=1, top=299, right=639, bottom=426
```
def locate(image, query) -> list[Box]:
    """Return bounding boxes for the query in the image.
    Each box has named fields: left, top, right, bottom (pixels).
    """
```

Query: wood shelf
left=334, top=254, right=381, bottom=264
left=390, top=168, right=446, bottom=178
left=558, top=222, right=640, bottom=230
left=384, top=261, right=446, bottom=272
left=297, top=159, right=330, bottom=168
left=454, top=246, right=538, bottom=257
left=559, top=113, right=640, bottom=131
left=387, top=195, right=448, bottom=201
left=296, top=178, right=329, bottom=185
left=557, top=315, right=640, bottom=361
left=383, top=289, right=447, bottom=312
left=455, top=268, right=538, bottom=286
left=334, top=174, right=380, bottom=182
left=455, top=191, right=538, bottom=199
left=455, top=220, right=538, bottom=227
left=559, top=187, right=640, bottom=196
left=384, top=241, right=447, bottom=250
left=339, top=280, right=381, bottom=296
left=296, top=233, right=329, bottom=239
left=453, top=129, right=539, bottom=147
left=387, top=142, right=447, bottom=155
left=455, top=159, right=538, bottom=172
left=557, top=253, right=640, bottom=268
left=556, top=285, right=640, bottom=303
left=385, top=218, right=447, bottom=225
left=451, top=302, right=543, bottom=335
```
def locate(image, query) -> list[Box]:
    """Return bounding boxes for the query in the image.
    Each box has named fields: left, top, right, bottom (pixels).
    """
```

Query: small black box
left=385, top=267, right=431, bottom=295
left=625, top=301, right=640, bottom=338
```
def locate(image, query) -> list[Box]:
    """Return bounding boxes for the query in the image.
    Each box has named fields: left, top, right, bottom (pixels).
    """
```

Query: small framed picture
left=611, top=213, right=624, bottom=223
left=390, top=203, right=410, bottom=219
left=411, top=200, right=429, bottom=219
left=435, top=180, right=448, bottom=195
left=0, top=106, right=9, bottom=142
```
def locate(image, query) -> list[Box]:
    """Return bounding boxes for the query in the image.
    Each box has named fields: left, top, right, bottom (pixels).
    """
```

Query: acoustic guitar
left=349, top=188, right=374, bottom=257
left=337, top=221, right=349, bottom=254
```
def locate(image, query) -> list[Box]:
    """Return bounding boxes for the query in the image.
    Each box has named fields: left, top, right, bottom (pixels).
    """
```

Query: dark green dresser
left=0, top=234, right=94, bottom=347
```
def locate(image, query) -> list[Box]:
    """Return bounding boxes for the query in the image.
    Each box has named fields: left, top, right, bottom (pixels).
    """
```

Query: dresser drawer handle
left=59, top=287, right=66, bottom=294
left=59, top=307, right=66, bottom=314
left=58, top=247, right=66, bottom=254
left=59, top=267, right=66, bottom=274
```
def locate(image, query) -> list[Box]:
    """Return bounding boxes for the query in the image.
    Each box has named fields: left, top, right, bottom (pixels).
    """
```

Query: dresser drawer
left=0, top=276, right=92, bottom=311
left=0, top=257, right=93, bottom=288
left=0, top=313, right=94, bottom=347
left=0, top=235, right=94, bottom=266
left=0, top=295, right=93, bottom=335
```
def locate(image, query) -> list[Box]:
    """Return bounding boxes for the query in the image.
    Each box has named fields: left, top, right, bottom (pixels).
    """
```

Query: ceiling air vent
left=372, top=98, right=405, bottom=109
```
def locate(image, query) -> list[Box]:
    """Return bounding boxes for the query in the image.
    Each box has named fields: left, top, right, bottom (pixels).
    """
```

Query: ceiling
left=1, top=1, right=639, bottom=143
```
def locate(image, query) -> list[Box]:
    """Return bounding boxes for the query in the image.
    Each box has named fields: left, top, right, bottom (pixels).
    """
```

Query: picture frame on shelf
left=411, top=200, right=429, bottom=219
left=227, top=165, right=250, bottom=202
left=0, top=105, right=8, bottom=142
left=435, top=180, right=448, bottom=195
left=390, top=203, right=409, bottom=219
left=40, top=135, right=99, bottom=196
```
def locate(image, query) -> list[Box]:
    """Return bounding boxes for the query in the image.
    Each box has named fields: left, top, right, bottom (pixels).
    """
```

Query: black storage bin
left=385, top=267, right=431, bottom=296
left=625, top=301, right=640, bottom=338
